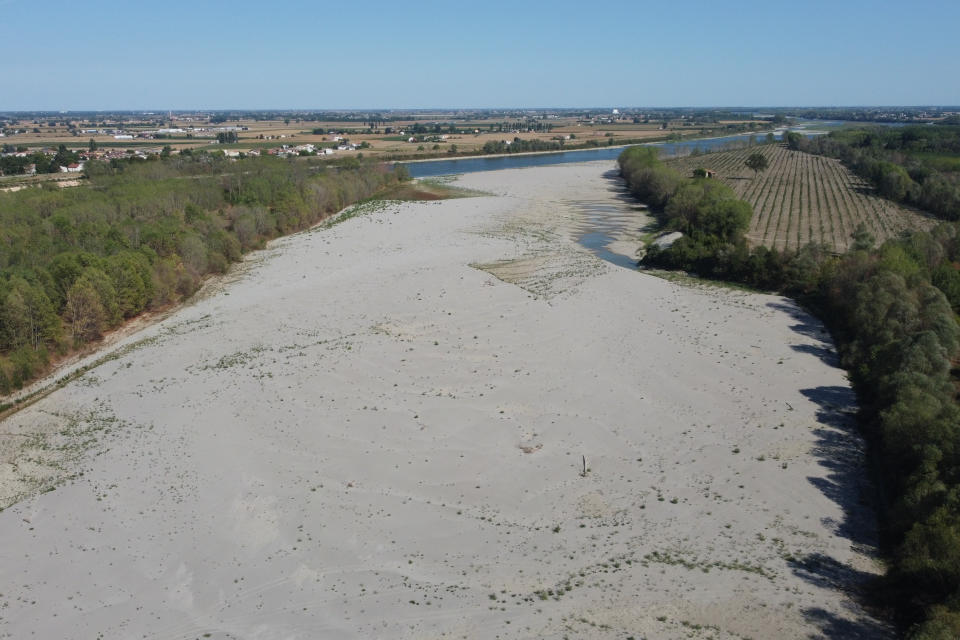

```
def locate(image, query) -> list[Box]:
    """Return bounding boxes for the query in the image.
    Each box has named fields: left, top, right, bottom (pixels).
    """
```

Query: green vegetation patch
left=0, top=154, right=406, bottom=395
left=372, top=178, right=486, bottom=202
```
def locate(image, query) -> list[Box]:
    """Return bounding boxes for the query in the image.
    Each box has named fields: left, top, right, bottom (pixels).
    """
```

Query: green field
left=910, top=151, right=960, bottom=172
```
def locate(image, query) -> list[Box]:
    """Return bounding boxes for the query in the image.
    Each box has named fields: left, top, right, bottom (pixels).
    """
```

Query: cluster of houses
left=1, top=146, right=170, bottom=176
left=325, top=135, right=361, bottom=151
left=70, top=125, right=250, bottom=140
left=407, top=134, right=450, bottom=143
left=190, top=141, right=358, bottom=160
left=1, top=130, right=363, bottom=178
left=0, top=154, right=85, bottom=176
left=255, top=141, right=356, bottom=158
left=574, top=110, right=636, bottom=125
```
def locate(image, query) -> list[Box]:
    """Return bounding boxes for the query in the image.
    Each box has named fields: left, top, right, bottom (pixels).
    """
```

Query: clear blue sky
left=3, top=0, right=957, bottom=110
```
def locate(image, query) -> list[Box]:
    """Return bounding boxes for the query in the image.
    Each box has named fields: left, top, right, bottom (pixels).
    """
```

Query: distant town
left=2, top=106, right=958, bottom=180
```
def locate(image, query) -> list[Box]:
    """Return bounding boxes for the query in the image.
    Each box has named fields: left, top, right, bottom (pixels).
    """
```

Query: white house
left=60, top=162, right=84, bottom=173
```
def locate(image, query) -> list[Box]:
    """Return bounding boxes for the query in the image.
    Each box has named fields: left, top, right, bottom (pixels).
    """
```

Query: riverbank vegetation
left=789, top=124, right=960, bottom=222
left=480, top=135, right=624, bottom=155
left=620, top=143, right=960, bottom=638
left=372, top=178, right=483, bottom=201
left=0, top=154, right=407, bottom=394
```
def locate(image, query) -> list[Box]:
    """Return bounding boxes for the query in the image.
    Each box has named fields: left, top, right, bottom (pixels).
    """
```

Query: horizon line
left=3, top=105, right=959, bottom=114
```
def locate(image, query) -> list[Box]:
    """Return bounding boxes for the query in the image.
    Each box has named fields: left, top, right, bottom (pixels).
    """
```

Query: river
left=402, top=123, right=829, bottom=179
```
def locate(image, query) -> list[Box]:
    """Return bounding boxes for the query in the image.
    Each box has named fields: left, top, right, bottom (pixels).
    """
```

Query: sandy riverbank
left=0, top=161, right=888, bottom=639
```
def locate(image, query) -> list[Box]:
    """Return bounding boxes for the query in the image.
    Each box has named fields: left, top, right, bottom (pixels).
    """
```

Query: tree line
left=781, top=108, right=949, bottom=123
left=0, top=153, right=406, bottom=393
left=481, top=138, right=563, bottom=154
left=1, top=144, right=80, bottom=175
left=619, top=144, right=960, bottom=638
left=788, top=125, right=960, bottom=221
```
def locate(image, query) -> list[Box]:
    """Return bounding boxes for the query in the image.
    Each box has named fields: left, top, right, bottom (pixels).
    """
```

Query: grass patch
left=640, top=268, right=767, bottom=293
left=642, top=549, right=773, bottom=579
left=372, top=179, right=486, bottom=202
left=910, top=151, right=960, bottom=172
left=319, top=199, right=395, bottom=229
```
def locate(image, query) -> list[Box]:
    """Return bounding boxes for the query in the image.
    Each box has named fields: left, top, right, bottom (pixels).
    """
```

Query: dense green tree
left=49, top=144, right=77, bottom=172
left=931, top=264, right=960, bottom=311
left=744, top=151, right=769, bottom=177
left=695, top=198, right=751, bottom=242
left=77, top=267, right=121, bottom=326
left=784, top=131, right=803, bottom=150
left=1, top=276, right=59, bottom=351
left=851, top=223, right=876, bottom=251
left=65, top=278, right=105, bottom=344
left=879, top=163, right=915, bottom=201
left=0, top=154, right=405, bottom=389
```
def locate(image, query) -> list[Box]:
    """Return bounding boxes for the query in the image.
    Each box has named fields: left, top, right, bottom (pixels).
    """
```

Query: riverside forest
left=619, top=121, right=960, bottom=638
left=0, top=154, right=406, bottom=394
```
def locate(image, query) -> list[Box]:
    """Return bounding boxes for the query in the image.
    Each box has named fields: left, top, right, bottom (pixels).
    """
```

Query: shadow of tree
left=768, top=301, right=833, bottom=340
left=601, top=169, right=660, bottom=237
left=796, top=394, right=890, bottom=636
left=793, top=342, right=841, bottom=366
left=766, top=300, right=843, bottom=365
left=765, top=299, right=891, bottom=633
left=602, top=168, right=649, bottom=206
left=800, top=385, right=855, bottom=425
left=790, top=551, right=873, bottom=593
left=799, top=384, right=879, bottom=550
left=802, top=605, right=894, bottom=639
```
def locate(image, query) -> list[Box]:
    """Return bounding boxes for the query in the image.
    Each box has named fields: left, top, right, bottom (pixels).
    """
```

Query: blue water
left=403, top=131, right=804, bottom=178
left=404, top=146, right=627, bottom=178
left=573, top=199, right=645, bottom=270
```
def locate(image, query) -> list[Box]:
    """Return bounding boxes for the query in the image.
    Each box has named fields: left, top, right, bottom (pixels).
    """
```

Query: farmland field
left=3, top=114, right=762, bottom=160
left=666, top=145, right=934, bottom=251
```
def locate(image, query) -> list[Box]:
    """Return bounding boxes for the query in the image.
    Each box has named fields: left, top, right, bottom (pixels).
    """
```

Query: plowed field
left=668, top=145, right=933, bottom=251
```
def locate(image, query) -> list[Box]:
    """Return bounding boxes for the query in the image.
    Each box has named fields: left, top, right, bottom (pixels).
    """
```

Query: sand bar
left=0, top=161, right=888, bottom=638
